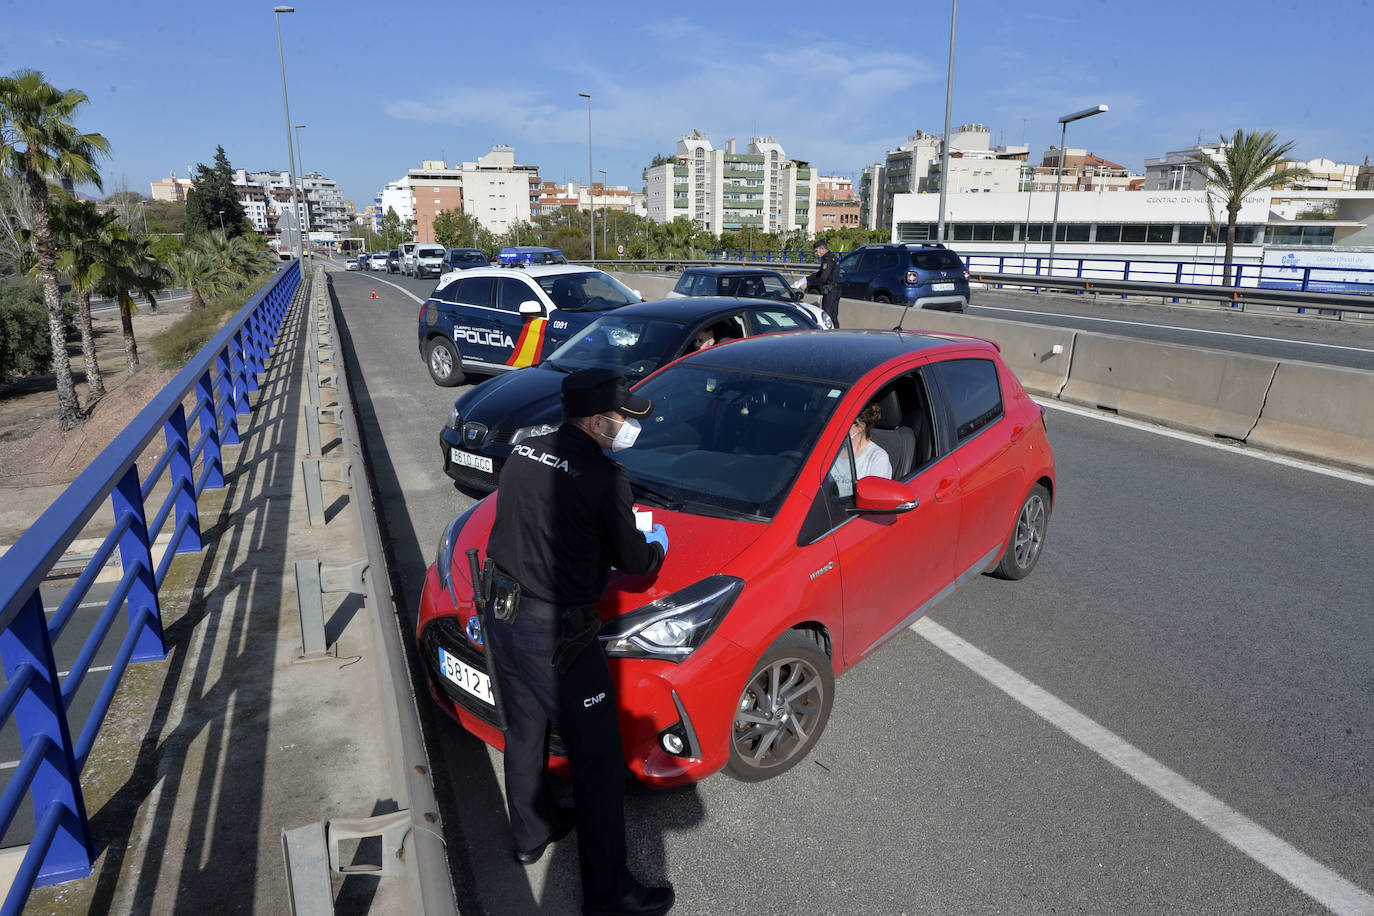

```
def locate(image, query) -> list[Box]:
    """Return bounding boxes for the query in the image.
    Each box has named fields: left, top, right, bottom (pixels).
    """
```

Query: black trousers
left=820, top=287, right=841, bottom=328
left=484, top=603, right=634, bottom=904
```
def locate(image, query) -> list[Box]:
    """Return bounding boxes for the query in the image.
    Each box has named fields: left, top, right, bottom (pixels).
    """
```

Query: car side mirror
left=850, top=476, right=918, bottom=514
left=519, top=300, right=545, bottom=316
left=791, top=289, right=804, bottom=301
left=632, top=288, right=642, bottom=299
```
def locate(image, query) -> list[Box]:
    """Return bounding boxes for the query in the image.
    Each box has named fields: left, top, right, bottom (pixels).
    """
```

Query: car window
left=454, top=277, right=494, bottom=308
left=934, top=358, right=1003, bottom=442
left=546, top=315, right=686, bottom=380
left=879, top=251, right=900, bottom=270
left=855, top=251, right=879, bottom=272
left=758, top=275, right=794, bottom=301
left=838, top=252, right=861, bottom=273
left=616, top=365, right=845, bottom=519
left=495, top=277, right=535, bottom=312
left=672, top=274, right=693, bottom=295
left=750, top=307, right=810, bottom=333
left=536, top=271, right=639, bottom=311
left=910, top=250, right=964, bottom=271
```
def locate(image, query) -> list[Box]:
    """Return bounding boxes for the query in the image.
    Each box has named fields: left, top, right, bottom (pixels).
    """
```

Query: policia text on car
left=479, top=367, right=675, bottom=916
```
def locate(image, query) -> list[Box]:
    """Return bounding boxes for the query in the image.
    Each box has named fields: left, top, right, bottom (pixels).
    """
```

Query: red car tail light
left=905, top=269, right=920, bottom=285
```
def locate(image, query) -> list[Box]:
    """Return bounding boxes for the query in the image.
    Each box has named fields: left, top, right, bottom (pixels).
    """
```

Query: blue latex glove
left=644, top=523, right=668, bottom=554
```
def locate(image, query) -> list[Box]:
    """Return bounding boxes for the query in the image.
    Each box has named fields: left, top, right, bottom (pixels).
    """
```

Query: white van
left=412, top=244, right=447, bottom=279
left=398, top=241, right=418, bottom=276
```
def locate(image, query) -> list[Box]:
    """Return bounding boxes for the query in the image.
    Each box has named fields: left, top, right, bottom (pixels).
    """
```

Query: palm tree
left=1188, top=130, right=1311, bottom=286
left=99, top=226, right=168, bottom=376
left=166, top=246, right=224, bottom=311
left=0, top=69, right=110, bottom=429
left=196, top=229, right=267, bottom=287
left=52, top=199, right=119, bottom=401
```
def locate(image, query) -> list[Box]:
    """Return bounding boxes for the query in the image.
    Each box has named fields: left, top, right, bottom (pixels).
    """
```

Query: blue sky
left=5, top=0, right=1372, bottom=208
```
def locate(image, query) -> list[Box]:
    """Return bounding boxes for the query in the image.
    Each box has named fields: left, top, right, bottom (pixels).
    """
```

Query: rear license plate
left=931, top=282, right=955, bottom=292
left=438, top=646, right=494, bottom=705
left=451, top=449, right=493, bottom=473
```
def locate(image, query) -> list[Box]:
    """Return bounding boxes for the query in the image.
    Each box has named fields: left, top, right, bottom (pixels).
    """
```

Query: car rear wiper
left=630, top=480, right=682, bottom=511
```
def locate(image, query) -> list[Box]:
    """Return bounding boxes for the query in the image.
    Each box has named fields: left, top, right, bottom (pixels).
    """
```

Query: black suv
left=835, top=243, right=969, bottom=311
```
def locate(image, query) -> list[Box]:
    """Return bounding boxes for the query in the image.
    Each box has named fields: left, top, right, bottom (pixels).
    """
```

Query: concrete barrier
left=612, top=271, right=678, bottom=301
left=1059, top=335, right=1277, bottom=440
left=839, top=298, right=1076, bottom=397
left=1247, top=361, right=1374, bottom=473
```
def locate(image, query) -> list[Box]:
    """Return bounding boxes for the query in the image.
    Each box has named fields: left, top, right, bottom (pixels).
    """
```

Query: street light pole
left=294, top=122, right=310, bottom=266
left=218, top=210, right=225, bottom=231
left=579, top=92, right=594, bottom=262
left=273, top=5, right=302, bottom=261
left=935, top=0, right=957, bottom=244
left=598, top=168, right=607, bottom=256
left=1048, top=103, right=1107, bottom=271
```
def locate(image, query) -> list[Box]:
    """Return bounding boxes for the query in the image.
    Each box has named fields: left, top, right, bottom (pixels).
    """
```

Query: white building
left=643, top=132, right=816, bottom=236
left=458, top=146, right=538, bottom=234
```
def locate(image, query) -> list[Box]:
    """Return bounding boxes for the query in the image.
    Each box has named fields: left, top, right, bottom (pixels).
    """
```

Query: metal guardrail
left=586, top=257, right=1374, bottom=317
left=0, top=261, right=301, bottom=913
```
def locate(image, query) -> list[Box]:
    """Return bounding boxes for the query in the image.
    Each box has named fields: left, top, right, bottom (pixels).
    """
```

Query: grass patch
left=150, top=273, right=275, bottom=369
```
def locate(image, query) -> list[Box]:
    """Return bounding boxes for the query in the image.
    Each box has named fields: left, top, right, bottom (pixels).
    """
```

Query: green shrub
left=0, top=279, right=53, bottom=384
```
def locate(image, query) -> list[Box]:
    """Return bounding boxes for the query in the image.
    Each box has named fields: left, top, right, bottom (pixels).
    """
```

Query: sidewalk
left=20, top=273, right=408, bottom=913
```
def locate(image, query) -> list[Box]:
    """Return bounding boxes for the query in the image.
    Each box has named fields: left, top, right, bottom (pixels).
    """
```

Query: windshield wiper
left=630, top=480, right=682, bottom=510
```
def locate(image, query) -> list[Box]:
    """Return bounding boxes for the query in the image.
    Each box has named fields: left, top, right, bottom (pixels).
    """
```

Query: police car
left=417, top=265, right=642, bottom=386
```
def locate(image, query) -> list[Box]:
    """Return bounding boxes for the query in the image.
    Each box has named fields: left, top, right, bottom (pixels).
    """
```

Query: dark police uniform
left=484, top=370, right=666, bottom=911
left=806, top=246, right=842, bottom=328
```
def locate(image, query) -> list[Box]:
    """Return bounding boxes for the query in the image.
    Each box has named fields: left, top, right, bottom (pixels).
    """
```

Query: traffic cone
left=369, top=289, right=380, bottom=299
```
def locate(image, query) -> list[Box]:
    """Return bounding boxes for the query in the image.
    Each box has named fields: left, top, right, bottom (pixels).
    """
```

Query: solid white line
left=353, top=272, right=424, bottom=305
left=1035, top=398, right=1374, bottom=488
left=912, top=617, right=1374, bottom=915
left=973, top=303, right=1374, bottom=355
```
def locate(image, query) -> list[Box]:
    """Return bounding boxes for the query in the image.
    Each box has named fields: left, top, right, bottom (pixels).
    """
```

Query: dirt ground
left=0, top=297, right=191, bottom=541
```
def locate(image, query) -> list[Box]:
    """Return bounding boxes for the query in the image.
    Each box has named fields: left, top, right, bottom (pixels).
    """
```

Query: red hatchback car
left=417, top=330, right=1055, bottom=788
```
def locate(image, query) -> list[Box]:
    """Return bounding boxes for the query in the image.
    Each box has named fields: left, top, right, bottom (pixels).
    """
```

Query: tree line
left=1, top=70, right=274, bottom=429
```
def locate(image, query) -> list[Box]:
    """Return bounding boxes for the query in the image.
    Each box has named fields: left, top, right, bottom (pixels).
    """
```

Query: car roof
left=434, top=264, right=604, bottom=288
left=680, top=266, right=785, bottom=277
left=603, top=296, right=808, bottom=322
left=676, top=329, right=992, bottom=385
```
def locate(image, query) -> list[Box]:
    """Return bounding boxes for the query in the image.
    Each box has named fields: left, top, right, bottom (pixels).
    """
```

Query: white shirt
left=830, top=437, right=893, bottom=496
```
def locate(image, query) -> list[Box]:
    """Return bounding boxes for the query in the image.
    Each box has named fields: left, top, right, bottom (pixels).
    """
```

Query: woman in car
left=829, top=401, right=893, bottom=495
left=849, top=401, right=892, bottom=480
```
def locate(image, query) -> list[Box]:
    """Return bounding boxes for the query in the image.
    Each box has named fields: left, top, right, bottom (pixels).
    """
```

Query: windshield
left=451, top=251, right=486, bottom=264
left=547, top=315, right=687, bottom=381
left=537, top=271, right=641, bottom=312
left=615, top=365, right=844, bottom=520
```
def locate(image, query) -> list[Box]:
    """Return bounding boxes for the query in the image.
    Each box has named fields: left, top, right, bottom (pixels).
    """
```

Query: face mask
left=597, top=415, right=641, bottom=451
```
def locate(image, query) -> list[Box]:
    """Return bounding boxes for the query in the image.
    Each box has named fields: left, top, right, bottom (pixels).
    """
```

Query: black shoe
left=583, top=881, right=675, bottom=916
left=514, top=807, right=576, bottom=866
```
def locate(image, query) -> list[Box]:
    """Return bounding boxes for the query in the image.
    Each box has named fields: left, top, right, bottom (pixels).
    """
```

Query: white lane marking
left=1035, top=398, right=1374, bottom=488
left=973, top=303, right=1374, bottom=355
left=352, top=273, right=424, bottom=305
left=0, top=666, right=115, bottom=770
left=913, top=617, right=1374, bottom=915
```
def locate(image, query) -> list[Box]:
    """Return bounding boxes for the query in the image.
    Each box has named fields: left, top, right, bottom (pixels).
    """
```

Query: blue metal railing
left=706, top=249, right=1374, bottom=296
left=0, top=261, right=301, bottom=914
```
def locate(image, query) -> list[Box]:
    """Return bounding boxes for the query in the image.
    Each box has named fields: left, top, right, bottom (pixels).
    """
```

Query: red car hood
left=599, top=508, right=766, bottom=615
left=449, top=498, right=766, bottom=620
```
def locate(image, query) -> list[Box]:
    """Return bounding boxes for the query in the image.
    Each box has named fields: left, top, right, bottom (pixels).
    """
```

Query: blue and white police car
left=416, top=264, right=642, bottom=386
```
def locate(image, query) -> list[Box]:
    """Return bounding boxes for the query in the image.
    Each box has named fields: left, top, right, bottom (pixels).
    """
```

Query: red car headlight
left=598, top=575, right=744, bottom=662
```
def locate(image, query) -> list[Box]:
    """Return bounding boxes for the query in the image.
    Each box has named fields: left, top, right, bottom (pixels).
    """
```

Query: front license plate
left=438, top=646, right=495, bottom=705
left=931, top=282, right=955, bottom=292
left=450, top=449, right=493, bottom=473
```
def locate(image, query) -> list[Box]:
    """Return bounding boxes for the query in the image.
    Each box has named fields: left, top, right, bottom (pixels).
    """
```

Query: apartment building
left=379, top=147, right=541, bottom=242
left=149, top=174, right=194, bottom=202
left=643, top=132, right=816, bottom=236
left=538, top=181, right=645, bottom=216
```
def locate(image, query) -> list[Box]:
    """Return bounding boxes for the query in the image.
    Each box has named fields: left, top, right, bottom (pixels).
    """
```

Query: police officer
left=484, top=367, right=674, bottom=916
left=796, top=238, right=841, bottom=327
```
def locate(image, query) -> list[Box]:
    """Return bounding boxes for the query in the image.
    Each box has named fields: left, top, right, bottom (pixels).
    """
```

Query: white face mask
left=597, top=414, right=641, bottom=451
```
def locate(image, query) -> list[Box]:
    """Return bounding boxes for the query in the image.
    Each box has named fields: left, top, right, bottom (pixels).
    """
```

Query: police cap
left=561, top=368, right=653, bottom=419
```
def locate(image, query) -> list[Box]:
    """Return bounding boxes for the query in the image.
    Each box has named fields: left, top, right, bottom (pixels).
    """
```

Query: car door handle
left=1010, top=425, right=1025, bottom=443
left=935, top=477, right=959, bottom=502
